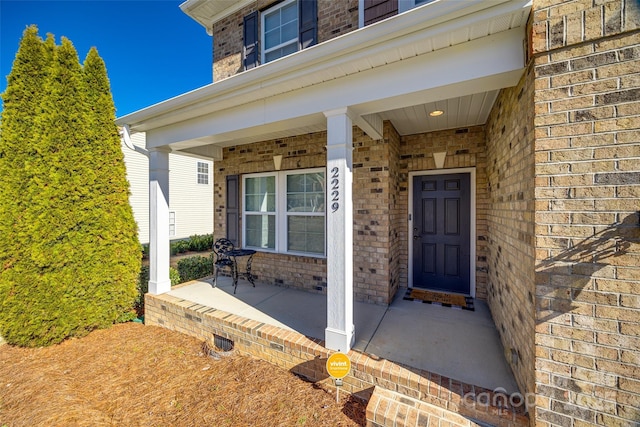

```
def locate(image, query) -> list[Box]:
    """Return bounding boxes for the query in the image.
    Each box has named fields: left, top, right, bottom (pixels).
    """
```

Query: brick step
left=366, top=387, right=528, bottom=427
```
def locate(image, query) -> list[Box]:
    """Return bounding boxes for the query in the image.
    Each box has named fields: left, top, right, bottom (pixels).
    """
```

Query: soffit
left=179, top=0, right=254, bottom=33
left=118, top=0, right=531, bottom=150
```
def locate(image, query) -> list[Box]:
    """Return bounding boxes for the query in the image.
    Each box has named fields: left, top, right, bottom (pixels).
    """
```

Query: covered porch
left=118, top=0, right=532, bottom=352
left=145, top=276, right=528, bottom=426
left=117, top=1, right=535, bottom=423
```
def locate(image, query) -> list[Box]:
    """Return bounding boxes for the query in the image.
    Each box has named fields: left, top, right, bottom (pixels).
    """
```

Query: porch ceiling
left=116, top=0, right=531, bottom=159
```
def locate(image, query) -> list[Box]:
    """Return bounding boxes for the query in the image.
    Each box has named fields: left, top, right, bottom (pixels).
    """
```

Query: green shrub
left=188, top=234, right=213, bottom=252
left=177, top=255, right=214, bottom=283
left=170, top=240, right=190, bottom=256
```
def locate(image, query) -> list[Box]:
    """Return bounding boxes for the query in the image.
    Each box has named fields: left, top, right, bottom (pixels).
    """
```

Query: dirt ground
left=0, top=323, right=366, bottom=426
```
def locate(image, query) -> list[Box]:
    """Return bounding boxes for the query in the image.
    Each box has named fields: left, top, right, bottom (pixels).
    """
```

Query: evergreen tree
left=0, top=27, right=47, bottom=265
left=81, top=47, right=140, bottom=325
left=0, top=28, right=140, bottom=347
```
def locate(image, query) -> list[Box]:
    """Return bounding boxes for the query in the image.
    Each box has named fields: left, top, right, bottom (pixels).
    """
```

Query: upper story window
left=360, top=0, right=435, bottom=27
left=398, top=0, right=433, bottom=13
left=262, top=0, right=299, bottom=63
left=197, top=161, right=209, bottom=185
left=243, top=0, right=317, bottom=70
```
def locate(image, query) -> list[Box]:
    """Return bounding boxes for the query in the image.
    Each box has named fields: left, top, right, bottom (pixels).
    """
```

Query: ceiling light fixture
left=429, top=110, right=444, bottom=117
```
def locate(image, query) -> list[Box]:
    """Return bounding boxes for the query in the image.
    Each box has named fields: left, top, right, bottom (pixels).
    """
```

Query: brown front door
left=412, top=173, right=471, bottom=294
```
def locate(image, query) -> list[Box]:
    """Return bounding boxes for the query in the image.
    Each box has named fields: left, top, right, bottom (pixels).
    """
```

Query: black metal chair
left=212, top=238, right=234, bottom=288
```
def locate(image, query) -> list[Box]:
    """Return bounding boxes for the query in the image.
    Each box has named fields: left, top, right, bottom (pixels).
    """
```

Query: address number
left=330, top=166, right=339, bottom=212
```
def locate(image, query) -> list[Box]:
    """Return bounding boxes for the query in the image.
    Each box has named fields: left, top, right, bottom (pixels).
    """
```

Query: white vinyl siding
left=122, top=132, right=213, bottom=244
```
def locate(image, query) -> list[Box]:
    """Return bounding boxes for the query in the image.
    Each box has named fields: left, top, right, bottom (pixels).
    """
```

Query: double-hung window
left=243, top=168, right=325, bottom=256
left=243, top=0, right=317, bottom=70
left=262, top=0, right=299, bottom=64
left=197, top=161, right=209, bottom=184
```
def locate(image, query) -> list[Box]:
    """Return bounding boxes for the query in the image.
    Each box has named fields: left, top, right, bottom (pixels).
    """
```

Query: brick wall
left=353, top=125, right=395, bottom=304
left=212, top=0, right=359, bottom=82
left=532, top=1, right=640, bottom=426
left=214, top=122, right=495, bottom=305
left=485, top=67, right=537, bottom=406
left=398, top=126, right=490, bottom=300
left=213, top=132, right=329, bottom=294
left=387, top=123, right=404, bottom=302
left=214, top=128, right=401, bottom=304
left=317, top=0, right=359, bottom=42
left=145, top=286, right=529, bottom=427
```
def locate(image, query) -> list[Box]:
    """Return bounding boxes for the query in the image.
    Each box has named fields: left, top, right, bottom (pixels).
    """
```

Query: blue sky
left=0, top=0, right=213, bottom=117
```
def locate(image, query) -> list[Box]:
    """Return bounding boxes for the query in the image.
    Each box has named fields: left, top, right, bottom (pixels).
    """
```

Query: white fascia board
left=179, top=0, right=253, bottom=32
left=144, top=28, right=525, bottom=149
left=116, top=0, right=530, bottom=132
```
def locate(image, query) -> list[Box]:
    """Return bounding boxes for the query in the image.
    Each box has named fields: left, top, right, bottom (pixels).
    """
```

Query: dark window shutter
left=226, top=175, right=240, bottom=246
left=364, top=0, right=398, bottom=26
left=298, top=0, right=317, bottom=50
left=243, top=12, right=259, bottom=70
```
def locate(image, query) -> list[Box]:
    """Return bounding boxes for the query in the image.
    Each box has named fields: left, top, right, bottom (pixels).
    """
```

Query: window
left=359, top=0, right=435, bottom=27
left=262, top=0, right=299, bottom=64
left=197, top=162, right=209, bottom=184
left=169, top=211, right=176, bottom=237
left=243, top=0, right=317, bottom=69
left=243, top=168, right=325, bottom=256
left=398, top=0, right=435, bottom=14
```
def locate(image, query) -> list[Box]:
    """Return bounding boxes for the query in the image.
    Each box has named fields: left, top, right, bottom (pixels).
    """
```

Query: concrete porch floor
left=168, top=276, right=519, bottom=396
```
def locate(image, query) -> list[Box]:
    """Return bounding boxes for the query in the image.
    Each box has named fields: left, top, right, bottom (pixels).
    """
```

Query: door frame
left=408, top=167, right=476, bottom=297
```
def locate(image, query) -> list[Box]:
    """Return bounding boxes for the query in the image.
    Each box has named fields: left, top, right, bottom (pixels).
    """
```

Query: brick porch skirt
left=145, top=284, right=529, bottom=427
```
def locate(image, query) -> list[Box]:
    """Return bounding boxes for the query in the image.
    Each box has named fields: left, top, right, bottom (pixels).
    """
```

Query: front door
left=412, top=173, right=471, bottom=294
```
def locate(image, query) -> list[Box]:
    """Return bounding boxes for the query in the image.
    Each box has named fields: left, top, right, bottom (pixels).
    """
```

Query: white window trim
left=399, top=0, right=428, bottom=14
left=242, top=168, right=326, bottom=257
left=169, top=211, right=176, bottom=237
left=261, top=0, right=299, bottom=64
left=197, top=161, right=209, bottom=185
left=359, top=0, right=434, bottom=27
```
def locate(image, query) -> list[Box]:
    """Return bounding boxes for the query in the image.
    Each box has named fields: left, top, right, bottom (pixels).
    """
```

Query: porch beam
left=148, top=147, right=172, bottom=295
left=356, top=113, right=384, bottom=141
left=138, top=29, right=524, bottom=148
left=324, top=107, right=355, bottom=352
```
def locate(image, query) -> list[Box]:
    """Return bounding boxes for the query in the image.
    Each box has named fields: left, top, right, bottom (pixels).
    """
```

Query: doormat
left=403, top=288, right=474, bottom=311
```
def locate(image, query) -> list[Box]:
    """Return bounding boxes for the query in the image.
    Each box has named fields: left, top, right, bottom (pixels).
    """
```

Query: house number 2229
left=330, top=166, right=340, bottom=212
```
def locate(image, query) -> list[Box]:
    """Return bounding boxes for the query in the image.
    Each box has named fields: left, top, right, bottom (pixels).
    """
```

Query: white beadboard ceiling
left=380, top=91, right=500, bottom=135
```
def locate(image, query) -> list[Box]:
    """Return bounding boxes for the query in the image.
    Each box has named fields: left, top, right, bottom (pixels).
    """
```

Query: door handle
left=413, top=235, right=419, bottom=240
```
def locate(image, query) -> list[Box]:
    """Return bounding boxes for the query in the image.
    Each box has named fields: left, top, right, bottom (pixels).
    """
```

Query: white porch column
left=148, top=147, right=171, bottom=295
left=324, top=108, right=355, bottom=352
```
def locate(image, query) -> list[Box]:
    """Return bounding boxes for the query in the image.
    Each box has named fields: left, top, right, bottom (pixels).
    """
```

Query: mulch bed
left=0, top=323, right=365, bottom=426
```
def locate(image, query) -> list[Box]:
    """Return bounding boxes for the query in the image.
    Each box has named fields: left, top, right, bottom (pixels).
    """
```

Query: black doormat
left=403, top=288, right=474, bottom=311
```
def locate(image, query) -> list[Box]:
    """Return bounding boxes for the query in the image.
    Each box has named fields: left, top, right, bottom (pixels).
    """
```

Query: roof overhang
left=117, top=0, right=532, bottom=159
left=179, top=0, right=254, bottom=34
